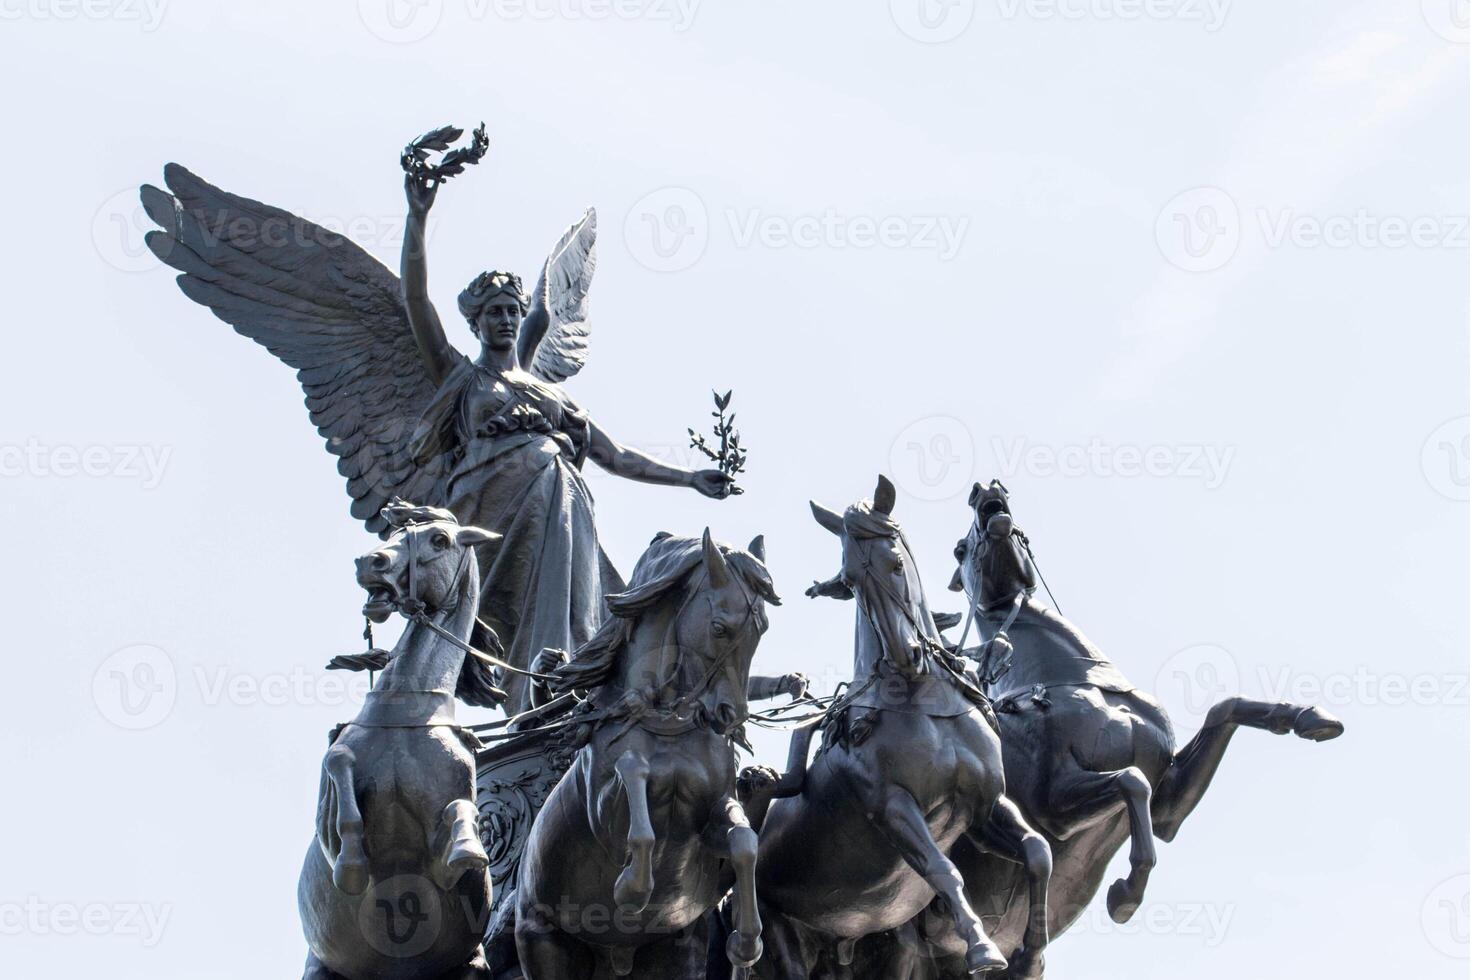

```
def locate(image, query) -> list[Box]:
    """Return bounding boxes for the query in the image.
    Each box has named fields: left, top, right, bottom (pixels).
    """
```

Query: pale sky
left=3, top=2, right=1469, bottom=978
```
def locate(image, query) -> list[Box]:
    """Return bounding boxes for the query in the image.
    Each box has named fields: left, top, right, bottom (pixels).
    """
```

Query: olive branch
left=689, top=389, right=747, bottom=494
left=401, top=123, right=489, bottom=184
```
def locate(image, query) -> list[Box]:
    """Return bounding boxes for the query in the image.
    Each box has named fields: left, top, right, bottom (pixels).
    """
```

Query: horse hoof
left=447, top=840, right=490, bottom=875
left=333, top=859, right=369, bottom=896
left=1106, top=878, right=1141, bottom=923
left=727, top=931, right=763, bottom=969
left=966, top=940, right=1007, bottom=975
left=613, top=871, right=652, bottom=914
left=1293, top=707, right=1345, bottom=742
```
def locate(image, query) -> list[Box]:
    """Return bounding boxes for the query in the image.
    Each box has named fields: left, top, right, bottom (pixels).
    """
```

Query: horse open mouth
left=361, top=587, right=399, bottom=622
left=979, top=496, right=1008, bottom=522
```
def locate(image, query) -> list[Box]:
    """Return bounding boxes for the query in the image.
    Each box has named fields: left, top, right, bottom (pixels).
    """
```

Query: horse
left=299, top=504, right=501, bottom=980
left=750, top=476, right=1052, bottom=980
left=514, top=530, right=783, bottom=979
left=917, top=480, right=1345, bottom=974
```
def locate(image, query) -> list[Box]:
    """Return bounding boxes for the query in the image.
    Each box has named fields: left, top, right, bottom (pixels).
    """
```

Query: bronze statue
left=913, top=480, right=1346, bottom=975
left=749, top=477, right=1052, bottom=979
left=140, top=131, right=734, bottom=713
left=514, top=531, right=784, bottom=979
left=299, top=505, right=499, bottom=980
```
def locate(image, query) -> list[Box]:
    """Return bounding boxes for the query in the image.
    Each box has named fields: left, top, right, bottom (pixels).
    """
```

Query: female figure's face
left=474, top=297, right=522, bottom=352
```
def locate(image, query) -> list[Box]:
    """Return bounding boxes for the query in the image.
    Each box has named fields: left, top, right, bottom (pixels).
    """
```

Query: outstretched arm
left=586, top=418, right=736, bottom=499
left=400, top=175, right=458, bottom=386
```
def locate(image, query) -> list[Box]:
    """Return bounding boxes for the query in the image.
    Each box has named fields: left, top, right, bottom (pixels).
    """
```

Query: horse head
left=554, top=529, right=779, bottom=735
left=950, top=479, right=1037, bottom=610
left=809, top=474, right=940, bottom=681
left=355, top=501, right=499, bottom=623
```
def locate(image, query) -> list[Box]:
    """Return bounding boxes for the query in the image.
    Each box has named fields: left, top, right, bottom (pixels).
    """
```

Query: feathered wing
left=518, top=208, right=596, bottom=383
left=140, top=164, right=461, bottom=534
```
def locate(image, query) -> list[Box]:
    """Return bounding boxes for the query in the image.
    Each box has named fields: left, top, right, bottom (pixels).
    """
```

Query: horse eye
left=711, top=621, right=729, bottom=637
left=431, top=532, right=450, bottom=549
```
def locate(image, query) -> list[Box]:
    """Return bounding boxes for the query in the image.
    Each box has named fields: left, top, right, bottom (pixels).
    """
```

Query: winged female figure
left=140, top=142, right=734, bottom=712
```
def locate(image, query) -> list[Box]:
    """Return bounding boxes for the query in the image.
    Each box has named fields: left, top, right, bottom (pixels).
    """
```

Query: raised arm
left=400, top=175, right=458, bottom=386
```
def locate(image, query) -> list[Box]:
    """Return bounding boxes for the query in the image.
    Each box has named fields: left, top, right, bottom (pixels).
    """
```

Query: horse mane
left=551, top=532, right=777, bottom=695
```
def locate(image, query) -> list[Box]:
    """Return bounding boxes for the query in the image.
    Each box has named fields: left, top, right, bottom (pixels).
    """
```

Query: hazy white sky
left=3, top=1, right=1469, bottom=977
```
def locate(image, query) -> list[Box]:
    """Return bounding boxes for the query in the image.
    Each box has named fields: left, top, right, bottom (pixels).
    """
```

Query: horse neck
left=376, top=554, right=480, bottom=694
left=1004, top=597, right=1115, bottom=672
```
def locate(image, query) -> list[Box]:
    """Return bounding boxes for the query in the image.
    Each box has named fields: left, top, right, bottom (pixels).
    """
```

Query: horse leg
left=613, top=750, right=656, bottom=913
left=878, top=788, right=1007, bottom=975
left=968, top=796, right=1051, bottom=980
left=432, top=799, right=490, bottom=892
left=1044, top=761, right=1155, bottom=924
left=750, top=909, right=818, bottom=980
left=322, top=745, right=368, bottom=895
left=706, top=794, right=764, bottom=969
left=1151, top=697, right=1344, bottom=842
left=515, top=906, right=595, bottom=980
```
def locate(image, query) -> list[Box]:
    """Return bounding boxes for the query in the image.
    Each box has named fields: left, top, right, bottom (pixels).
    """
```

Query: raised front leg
left=433, top=798, right=490, bottom=892
left=1043, top=762, right=1156, bottom=924
left=969, top=796, right=1051, bottom=979
left=707, top=794, right=764, bottom=970
left=613, top=751, right=656, bottom=913
left=321, top=744, right=368, bottom=895
left=879, top=788, right=1007, bottom=976
left=1152, top=697, right=1344, bottom=842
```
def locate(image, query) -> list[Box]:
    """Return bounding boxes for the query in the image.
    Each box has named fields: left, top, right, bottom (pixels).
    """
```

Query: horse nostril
left=371, top=553, right=391, bottom=571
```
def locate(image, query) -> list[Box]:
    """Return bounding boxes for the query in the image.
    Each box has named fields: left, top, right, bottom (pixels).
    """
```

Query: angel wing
left=518, top=208, right=596, bottom=383
left=140, top=164, right=459, bottom=535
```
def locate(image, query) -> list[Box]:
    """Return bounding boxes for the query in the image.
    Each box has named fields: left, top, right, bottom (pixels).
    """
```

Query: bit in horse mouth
left=361, top=587, right=398, bottom=621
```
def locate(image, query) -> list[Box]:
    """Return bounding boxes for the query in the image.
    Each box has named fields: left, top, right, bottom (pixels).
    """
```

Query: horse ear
left=873, top=475, right=896, bottom=516
left=968, top=482, right=983, bottom=507
left=748, top=534, right=766, bottom=562
left=948, top=566, right=965, bottom=592
left=457, top=526, right=501, bottom=547
left=702, top=528, right=732, bottom=589
left=810, top=501, right=844, bottom=536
